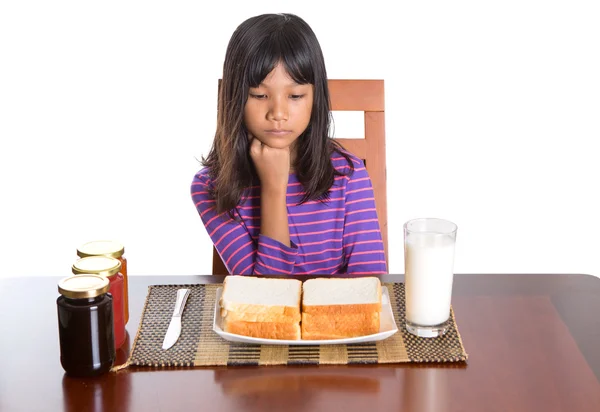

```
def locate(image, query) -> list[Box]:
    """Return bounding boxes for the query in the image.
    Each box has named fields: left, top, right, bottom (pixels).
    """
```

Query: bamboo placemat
left=115, top=282, right=468, bottom=369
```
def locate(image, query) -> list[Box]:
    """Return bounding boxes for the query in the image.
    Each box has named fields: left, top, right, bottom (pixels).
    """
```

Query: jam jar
left=77, top=240, right=129, bottom=324
left=72, top=256, right=126, bottom=350
left=57, top=274, right=115, bottom=377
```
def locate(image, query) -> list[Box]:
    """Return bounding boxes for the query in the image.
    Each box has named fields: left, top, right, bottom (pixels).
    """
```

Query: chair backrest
left=212, top=79, right=387, bottom=274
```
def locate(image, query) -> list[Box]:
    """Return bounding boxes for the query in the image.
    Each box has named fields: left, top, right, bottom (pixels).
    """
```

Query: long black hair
left=202, top=13, right=353, bottom=214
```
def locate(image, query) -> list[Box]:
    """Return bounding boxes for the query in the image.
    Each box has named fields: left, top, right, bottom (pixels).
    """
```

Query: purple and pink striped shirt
left=190, top=151, right=387, bottom=275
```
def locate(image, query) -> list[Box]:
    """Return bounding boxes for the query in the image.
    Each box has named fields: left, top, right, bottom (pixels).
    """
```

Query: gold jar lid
left=77, top=240, right=125, bottom=259
left=72, top=256, right=122, bottom=278
left=58, top=274, right=110, bottom=299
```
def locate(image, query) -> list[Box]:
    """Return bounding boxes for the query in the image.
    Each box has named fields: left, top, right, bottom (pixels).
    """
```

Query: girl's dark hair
left=202, top=13, right=354, bottom=214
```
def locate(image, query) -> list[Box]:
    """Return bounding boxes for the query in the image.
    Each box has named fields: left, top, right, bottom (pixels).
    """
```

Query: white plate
left=212, top=287, right=399, bottom=345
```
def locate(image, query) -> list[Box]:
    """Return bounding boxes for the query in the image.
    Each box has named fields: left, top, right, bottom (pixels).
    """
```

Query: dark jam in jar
left=57, top=274, right=115, bottom=377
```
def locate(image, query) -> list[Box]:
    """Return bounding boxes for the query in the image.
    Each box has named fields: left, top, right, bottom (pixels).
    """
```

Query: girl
left=191, top=13, right=387, bottom=275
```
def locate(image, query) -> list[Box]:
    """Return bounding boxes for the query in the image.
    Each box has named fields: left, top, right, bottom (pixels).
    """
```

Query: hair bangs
left=245, top=45, right=278, bottom=88
left=246, top=29, right=314, bottom=88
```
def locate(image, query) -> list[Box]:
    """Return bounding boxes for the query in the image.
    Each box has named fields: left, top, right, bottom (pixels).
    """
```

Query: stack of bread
left=220, top=276, right=302, bottom=340
left=219, top=275, right=382, bottom=340
left=301, top=277, right=382, bottom=340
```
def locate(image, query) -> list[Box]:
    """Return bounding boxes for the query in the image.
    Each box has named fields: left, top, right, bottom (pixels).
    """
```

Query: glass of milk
left=404, top=218, right=457, bottom=338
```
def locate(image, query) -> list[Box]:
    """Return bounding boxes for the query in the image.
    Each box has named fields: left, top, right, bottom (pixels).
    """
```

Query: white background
left=1, top=1, right=598, bottom=279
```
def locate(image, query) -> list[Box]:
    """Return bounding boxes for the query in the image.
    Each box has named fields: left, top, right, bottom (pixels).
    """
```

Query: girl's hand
left=249, top=135, right=290, bottom=192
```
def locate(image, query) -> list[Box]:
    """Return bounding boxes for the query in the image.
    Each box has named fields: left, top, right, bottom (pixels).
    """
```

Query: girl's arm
left=249, top=136, right=292, bottom=247
left=342, top=161, right=388, bottom=274
left=260, top=186, right=290, bottom=247
left=191, top=170, right=298, bottom=275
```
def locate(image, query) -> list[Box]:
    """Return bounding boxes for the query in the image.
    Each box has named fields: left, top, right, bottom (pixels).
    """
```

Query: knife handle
left=173, top=289, right=191, bottom=317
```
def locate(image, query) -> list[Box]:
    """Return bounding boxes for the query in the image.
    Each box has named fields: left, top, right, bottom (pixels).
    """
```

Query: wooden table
left=1, top=274, right=599, bottom=411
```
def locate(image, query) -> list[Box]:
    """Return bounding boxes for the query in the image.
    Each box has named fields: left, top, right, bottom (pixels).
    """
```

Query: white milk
left=404, top=233, right=455, bottom=326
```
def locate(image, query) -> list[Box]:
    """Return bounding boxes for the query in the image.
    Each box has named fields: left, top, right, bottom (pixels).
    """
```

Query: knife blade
left=162, top=288, right=191, bottom=350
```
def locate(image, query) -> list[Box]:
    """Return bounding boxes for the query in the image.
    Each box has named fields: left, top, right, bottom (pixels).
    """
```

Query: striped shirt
left=190, top=151, right=387, bottom=275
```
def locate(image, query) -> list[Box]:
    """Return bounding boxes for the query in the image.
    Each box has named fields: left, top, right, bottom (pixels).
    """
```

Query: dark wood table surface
left=1, top=274, right=600, bottom=412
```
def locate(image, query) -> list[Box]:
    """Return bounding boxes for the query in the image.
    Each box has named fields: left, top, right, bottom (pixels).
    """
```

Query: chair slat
left=329, top=80, right=384, bottom=111
left=364, top=111, right=388, bottom=267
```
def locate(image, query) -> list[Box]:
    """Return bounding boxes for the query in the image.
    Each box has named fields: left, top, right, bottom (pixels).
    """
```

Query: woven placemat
left=116, top=283, right=468, bottom=369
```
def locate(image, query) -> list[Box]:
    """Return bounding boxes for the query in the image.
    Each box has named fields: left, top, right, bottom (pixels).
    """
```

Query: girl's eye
left=290, top=94, right=304, bottom=100
left=249, top=93, right=267, bottom=99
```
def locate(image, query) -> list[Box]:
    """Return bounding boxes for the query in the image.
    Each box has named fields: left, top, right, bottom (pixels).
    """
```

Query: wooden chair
left=212, top=79, right=387, bottom=274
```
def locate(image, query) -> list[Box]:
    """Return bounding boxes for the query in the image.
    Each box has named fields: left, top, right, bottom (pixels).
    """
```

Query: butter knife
left=162, top=288, right=191, bottom=350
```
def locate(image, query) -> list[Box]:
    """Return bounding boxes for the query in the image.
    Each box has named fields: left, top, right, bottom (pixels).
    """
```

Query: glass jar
left=77, top=240, right=129, bottom=324
left=57, top=274, right=115, bottom=377
left=72, top=256, right=126, bottom=350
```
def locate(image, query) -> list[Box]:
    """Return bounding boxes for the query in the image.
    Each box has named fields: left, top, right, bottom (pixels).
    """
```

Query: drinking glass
left=404, top=218, right=457, bottom=338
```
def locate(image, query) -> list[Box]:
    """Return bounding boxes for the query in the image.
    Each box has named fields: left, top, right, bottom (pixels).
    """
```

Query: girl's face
left=244, top=63, right=314, bottom=150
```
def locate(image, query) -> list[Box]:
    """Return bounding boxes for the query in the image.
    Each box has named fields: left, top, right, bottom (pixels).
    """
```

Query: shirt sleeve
left=191, top=170, right=299, bottom=275
left=342, top=161, right=388, bottom=274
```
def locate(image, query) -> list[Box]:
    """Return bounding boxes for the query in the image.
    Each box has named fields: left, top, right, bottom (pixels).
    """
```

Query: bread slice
left=220, top=276, right=302, bottom=317
left=301, top=330, right=375, bottom=340
left=221, top=308, right=301, bottom=324
left=301, top=312, right=380, bottom=340
left=222, top=318, right=301, bottom=340
left=302, top=277, right=382, bottom=315
left=301, top=312, right=380, bottom=332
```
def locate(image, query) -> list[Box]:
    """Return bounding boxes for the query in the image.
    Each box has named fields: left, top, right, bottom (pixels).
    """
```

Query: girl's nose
left=267, top=97, right=288, bottom=121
